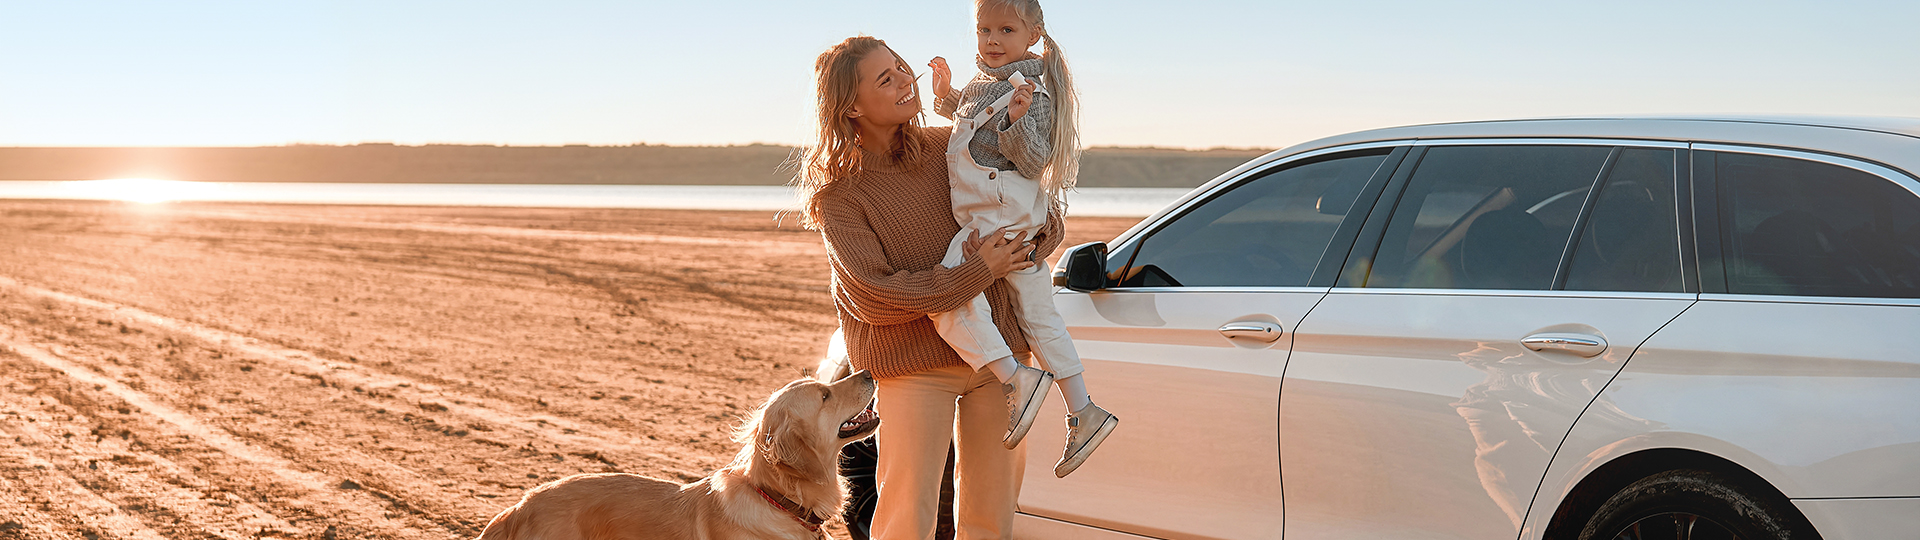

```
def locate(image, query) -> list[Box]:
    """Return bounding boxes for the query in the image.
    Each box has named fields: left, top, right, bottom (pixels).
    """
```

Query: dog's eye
left=821, top=390, right=831, bottom=402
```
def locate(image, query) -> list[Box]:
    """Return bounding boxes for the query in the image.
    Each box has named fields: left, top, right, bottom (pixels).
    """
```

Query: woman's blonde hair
left=793, top=36, right=932, bottom=230
left=978, top=0, right=1081, bottom=199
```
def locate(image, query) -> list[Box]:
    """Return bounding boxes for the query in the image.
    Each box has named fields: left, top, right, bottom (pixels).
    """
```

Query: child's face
left=975, top=4, right=1039, bottom=69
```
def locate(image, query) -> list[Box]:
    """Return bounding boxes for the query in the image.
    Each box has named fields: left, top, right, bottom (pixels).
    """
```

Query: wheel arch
left=1540, top=448, right=1821, bottom=540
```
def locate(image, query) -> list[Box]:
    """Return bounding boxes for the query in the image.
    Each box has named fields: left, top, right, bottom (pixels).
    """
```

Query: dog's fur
left=478, top=371, right=879, bottom=540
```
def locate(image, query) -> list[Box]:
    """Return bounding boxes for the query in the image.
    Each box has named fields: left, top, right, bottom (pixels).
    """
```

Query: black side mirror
left=1056, top=242, right=1108, bottom=292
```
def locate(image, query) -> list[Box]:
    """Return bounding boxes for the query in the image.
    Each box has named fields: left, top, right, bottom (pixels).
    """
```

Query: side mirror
left=1056, top=242, right=1108, bottom=292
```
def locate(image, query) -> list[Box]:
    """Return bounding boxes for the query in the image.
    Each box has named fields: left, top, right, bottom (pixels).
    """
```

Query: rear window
left=1718, top=152, right=1920, bottom=298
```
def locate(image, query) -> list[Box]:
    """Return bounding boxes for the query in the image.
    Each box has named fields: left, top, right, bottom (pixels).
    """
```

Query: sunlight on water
left=0, top=181, right=1188, bottom=216
left=62, top=178, right=222, bottom=204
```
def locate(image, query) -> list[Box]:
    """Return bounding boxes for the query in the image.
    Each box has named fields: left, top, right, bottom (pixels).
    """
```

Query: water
left=0, top=180, right=1191, bottom=217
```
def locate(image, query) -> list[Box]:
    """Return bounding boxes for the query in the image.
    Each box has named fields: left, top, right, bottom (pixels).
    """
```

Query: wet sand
left=0, top=200, right=1140, bottom=539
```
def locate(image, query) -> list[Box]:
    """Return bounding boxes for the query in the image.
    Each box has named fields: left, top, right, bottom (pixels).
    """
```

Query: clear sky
left=3, top=0, right=1916, bottom=149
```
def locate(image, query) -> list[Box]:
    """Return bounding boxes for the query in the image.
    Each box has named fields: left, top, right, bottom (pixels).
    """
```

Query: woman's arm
left=819, top=192, right=997, bottom=326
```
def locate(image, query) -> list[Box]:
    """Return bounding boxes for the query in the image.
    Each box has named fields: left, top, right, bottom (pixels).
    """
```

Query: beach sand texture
left=0, top=200, right=1138, bottom=539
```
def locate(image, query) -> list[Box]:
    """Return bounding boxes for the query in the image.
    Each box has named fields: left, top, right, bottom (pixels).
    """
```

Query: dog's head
left=735, top=370, right=879, bottom=485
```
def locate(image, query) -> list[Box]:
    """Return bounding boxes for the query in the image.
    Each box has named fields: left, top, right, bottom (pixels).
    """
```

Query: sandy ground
left=0, top=200, right=1140, bottom=539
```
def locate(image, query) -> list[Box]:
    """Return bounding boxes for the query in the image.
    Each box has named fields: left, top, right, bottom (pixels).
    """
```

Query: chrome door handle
left=1521, top=333, right=1607, bottom=357
left=1219, top=322, right=1283, bottom=343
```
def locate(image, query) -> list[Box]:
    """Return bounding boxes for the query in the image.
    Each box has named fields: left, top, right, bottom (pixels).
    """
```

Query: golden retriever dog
left=478, top=371, right=880, bottom=540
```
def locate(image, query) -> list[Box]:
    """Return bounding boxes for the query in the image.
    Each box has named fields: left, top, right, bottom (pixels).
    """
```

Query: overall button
left=988, top=171, right=998, bottom=179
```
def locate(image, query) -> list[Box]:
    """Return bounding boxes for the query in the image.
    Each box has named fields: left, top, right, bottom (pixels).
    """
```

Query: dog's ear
left=761, top=407, right=823, bottom=480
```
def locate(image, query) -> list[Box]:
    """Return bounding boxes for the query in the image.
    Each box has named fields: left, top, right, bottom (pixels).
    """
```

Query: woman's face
left=848, top=47, right=920, bottom=131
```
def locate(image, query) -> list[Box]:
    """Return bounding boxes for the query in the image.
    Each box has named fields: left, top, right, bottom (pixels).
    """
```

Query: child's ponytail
left=980, top=0, right=1081, bottom=201
left=1038, top=30, right=1080, bottom=199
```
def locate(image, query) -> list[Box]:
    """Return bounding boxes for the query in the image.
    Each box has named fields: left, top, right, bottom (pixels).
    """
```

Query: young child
left=927, top=0, right=1115, bottom=478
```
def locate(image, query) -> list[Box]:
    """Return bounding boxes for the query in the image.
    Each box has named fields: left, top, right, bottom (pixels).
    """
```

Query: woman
left=794, top=36, right=1064, bottom=539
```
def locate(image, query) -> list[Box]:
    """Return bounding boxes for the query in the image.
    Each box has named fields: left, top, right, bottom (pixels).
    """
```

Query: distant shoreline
left=0, top=144, right=1272, bottom=189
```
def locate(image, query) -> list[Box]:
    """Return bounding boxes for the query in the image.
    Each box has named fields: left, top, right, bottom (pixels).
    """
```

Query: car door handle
left=1219, top=322, right=1283, bottom=343
left=1521, top=333, right=1607, bottom=357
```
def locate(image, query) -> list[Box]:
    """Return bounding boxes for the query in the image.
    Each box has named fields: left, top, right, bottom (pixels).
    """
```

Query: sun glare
left=63, top=178, right=219, bottom=204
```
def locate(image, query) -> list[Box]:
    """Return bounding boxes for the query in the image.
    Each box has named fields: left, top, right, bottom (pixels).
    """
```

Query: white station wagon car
left=833, top=116, right=1920, bottom=540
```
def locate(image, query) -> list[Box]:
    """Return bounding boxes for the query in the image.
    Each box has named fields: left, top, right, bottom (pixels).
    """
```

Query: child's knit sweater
left=934, top=57, right=1055, bottom=181
left=817, top=125, right=1065, bottom=379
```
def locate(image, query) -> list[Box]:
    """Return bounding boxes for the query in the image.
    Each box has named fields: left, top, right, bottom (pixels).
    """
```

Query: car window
left=1113, top=150, right=1389, bottom=287
left=1718, top=152, right=1920, bottom=298
left=1366, top=145, right=1611, bottom=290
left=1564, top=148, right=1683, bottom=292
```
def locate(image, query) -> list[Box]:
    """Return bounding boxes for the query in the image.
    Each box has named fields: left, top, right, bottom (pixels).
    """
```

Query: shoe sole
left=1003, top=371, right=1054, bottom=449
left=1054, top=414, right=1117, bottom=478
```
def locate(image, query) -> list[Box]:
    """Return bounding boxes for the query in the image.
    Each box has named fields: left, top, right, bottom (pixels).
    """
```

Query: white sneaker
left=1002, top=365, right=1054, bottom=449
left=1054, top=403, right=1118, bottom=478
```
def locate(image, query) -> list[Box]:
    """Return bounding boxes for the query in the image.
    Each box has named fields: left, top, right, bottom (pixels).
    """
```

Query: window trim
left=1415, top=137, right=1689, bottom=149
left=1325, top=287, right=1697, bottom=301
left=1697, top=293, right=1920, bottom=308
left=1098, top=142, right=1409, bottom=291
left=1691, top=143, right=1920, bottom=199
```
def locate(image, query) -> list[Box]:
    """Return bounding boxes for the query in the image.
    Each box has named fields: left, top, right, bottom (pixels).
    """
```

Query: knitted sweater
left=934, top=57, right=1054, bottom=181
left=817, top=125, right=1065, bottom=379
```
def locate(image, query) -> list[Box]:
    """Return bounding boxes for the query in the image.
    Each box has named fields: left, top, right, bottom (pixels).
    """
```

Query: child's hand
left=1006, top=80, right=1036, bottom=123
left=928, top=57, right=953, bottom=101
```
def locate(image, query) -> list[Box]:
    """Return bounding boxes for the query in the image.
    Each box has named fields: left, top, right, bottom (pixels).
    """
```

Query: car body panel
left=1280, top=290, right=1692, bottom=539
left=1529, top=297, right=1920, bottom=506
left=1791, top=498, right=1920, bottom=540
left=1015, top=289, right=1324, bottom=540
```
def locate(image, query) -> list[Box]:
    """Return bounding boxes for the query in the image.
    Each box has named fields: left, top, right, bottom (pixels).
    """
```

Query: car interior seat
left=1460, top=208, right=1555, bottom=289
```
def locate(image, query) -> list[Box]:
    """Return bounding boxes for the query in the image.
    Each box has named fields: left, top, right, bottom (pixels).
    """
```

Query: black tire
left=839, top=439, right=956, bottom=540
left=1578, top=469, right=1819, bottom=540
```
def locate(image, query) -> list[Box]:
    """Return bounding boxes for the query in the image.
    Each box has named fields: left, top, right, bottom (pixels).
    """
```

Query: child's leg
left=934, top=229, right=1021, bottom=382
left=1002, top=259, right=1092, bottom=410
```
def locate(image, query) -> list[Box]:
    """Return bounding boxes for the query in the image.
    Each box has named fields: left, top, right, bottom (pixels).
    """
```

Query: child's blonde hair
left=978, top=0, right=1081, bottom=199
left=792, top=36, right=934, bottom=230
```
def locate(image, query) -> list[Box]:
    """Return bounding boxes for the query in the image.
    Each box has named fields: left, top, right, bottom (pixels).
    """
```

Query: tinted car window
left=1565, top=148, right=1683, bottom=292
left=1366, top=145, right=1610, bottom=290
left=1719, top=153, right=1920, bottom=298
left=1114, top=150, right=1388, bottom=287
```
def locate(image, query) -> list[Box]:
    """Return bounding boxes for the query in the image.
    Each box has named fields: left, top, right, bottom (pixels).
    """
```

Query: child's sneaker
left=1054, top=402, right=1118, bottom=478
left=1002, top=364, right=1054, bottom=449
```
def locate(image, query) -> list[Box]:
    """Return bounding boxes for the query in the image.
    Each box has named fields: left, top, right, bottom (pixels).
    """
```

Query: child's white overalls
left=931, top=72, right=1084, bottom=380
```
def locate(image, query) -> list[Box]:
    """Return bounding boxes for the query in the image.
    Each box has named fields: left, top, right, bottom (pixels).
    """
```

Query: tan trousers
left=873, top=364, right=1028, bottom=540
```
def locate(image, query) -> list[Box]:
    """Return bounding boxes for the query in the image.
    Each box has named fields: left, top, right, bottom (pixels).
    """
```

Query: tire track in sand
left=0, top=369, right=297, bottom=539
left=0, top=331, right=435, bottom=536
left=0, top=275, right=714, bottom=478
left=0, top=432, right=167, bottom=540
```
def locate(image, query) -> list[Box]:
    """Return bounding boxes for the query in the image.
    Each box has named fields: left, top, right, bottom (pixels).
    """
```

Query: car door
left=1590, top=146, right=1920, bottom=498
left=1015, top=145, right=1406, bottom=540
left=1279, top=143, right=1698, bottom=539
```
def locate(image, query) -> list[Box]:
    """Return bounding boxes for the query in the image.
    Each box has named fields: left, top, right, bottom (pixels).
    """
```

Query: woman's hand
left=964, top=227, right=1036, bottom=278
left=1006, top=80, right=1035, bottom=123
left=928, top=57, right=954, bottom=103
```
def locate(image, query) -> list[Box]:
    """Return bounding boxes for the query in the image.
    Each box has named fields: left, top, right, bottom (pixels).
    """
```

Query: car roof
left=1248, top=115, right=1920, bottom=181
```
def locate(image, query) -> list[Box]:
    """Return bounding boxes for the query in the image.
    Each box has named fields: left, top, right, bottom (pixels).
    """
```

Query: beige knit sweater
left=817, top=125, right=1064, bottom=379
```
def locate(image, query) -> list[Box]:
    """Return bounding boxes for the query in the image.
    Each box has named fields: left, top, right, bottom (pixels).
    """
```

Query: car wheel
left=1578, top=469, right=1816, bottom=540
left=839, top=439, right=956, bottom=540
